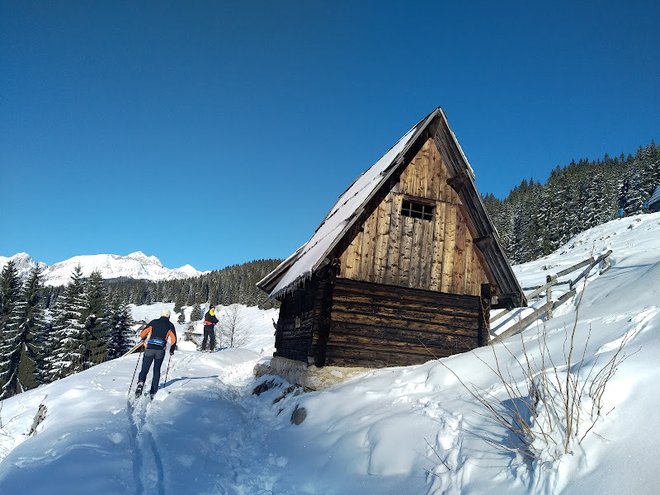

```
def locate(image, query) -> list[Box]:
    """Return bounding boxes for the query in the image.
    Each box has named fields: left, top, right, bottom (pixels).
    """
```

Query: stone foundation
left=254, top=356, right=371, bottom=390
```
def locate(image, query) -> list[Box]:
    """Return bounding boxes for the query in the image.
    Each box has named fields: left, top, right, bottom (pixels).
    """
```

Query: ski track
left=142, top=420, right=166, bottom=495
left=126, top=399, right=145, bottom=495
left=127, top=378, right=168, bottom=495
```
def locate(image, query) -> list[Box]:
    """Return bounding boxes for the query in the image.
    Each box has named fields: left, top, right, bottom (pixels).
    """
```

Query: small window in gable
left=401, top=199, right=434, bottom=221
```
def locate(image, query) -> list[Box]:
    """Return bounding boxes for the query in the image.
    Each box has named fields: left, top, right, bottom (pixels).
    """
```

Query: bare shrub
left=440, top=283, right=633, bottom=466
left=219, top=304, right=250, bottom=348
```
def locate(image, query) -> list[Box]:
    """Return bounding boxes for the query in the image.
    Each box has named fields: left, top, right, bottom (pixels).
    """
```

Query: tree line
left=0, top=263, right=134, bottom=398
left=42, top=258, right=282, bottom=311
left=483, top=141, right=659, bottom=263
left=0, top=258, right=282, bottom=398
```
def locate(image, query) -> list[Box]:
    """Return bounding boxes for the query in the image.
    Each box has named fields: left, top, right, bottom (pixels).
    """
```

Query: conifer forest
left=483, top=141, right=658, bottom=263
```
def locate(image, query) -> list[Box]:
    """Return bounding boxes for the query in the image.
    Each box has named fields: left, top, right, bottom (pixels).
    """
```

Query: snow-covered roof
left=258, top=111, right=436, bottom=298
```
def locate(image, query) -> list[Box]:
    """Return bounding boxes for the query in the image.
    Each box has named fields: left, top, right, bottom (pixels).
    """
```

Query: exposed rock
left=291, top=405, right=307, bottom=425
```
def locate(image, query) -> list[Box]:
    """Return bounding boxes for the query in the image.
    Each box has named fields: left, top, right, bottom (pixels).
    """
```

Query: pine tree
left=82, top=271, right=110, bottom=367
left=0, top=261, right=23, bottom=397
left=0, top=267, right=49, bottom=397
left=190, top=303, right=202, bottom=321
left=46, top=266, right=87, bottom=380
left=173, top=290, right=185, bottom=313
left=0, top=260, right=21, bottom=320
left=107, top=296, right=135, bottom=359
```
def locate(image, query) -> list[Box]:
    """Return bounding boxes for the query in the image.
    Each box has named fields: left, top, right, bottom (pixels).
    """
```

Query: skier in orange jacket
left=135, top=309, right=177, bottom=398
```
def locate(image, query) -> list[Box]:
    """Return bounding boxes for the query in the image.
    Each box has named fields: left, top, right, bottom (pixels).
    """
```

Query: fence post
left=546, top=274, right=555, bottom=320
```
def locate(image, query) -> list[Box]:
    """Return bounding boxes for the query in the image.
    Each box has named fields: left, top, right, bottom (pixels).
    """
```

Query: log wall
left=337, top=138, right=492, bottom=296
left=274, top=269, right=335, bottom=365
left=323, top=278, right=482, bottom=367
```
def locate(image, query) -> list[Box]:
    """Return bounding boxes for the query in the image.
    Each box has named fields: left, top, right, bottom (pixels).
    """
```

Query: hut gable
left=337, top=137, right=492, bottom=296
left=258, top=107, right=524, bottom=308
left=257, top=107, right=527, bottom=371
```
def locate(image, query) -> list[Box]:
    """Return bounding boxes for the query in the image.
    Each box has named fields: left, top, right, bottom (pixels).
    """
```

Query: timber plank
left=399, top=216, right=414, bottom=287
left=359, top=210, right=376, bottom=281
left=331, top=298, right=480, bottom=324
left=329, top=321, right=478, bottom=344
left=373, top=194, right=393, bottom=284
left=385, top=194, right=403, bottom=285
left=330, top=295, right=480, bottom=319
left=420, top=208, right=435, bottom=289
left=440, top=204, right=457, bottom=292
left=430, top=201, right=446, bottom=291
left=333, top=278, right=481, bottom=310
left=330, top=308, right=479, bottom=334
left=409, top=217, right=422, bottom=288
left=331, top=294, right=480, bottom=316
left=452, top=209, right=468, bottom=294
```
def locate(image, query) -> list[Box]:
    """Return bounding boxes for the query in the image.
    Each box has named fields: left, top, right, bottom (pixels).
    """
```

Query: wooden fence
left=490, top=250, right=612, bottom=343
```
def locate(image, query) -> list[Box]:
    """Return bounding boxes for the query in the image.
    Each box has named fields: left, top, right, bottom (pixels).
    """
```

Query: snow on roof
left=266, top=113, right=435, bottom=298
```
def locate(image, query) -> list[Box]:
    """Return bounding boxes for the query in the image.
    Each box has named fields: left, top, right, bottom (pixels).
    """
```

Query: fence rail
left=490, top=250, right=612, bottom=342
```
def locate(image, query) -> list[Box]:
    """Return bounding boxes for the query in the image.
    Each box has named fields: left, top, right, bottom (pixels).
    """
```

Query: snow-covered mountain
left=0, top=213, right=659, bottom=494
left=0, top=251, right=203, bottom=287
left=0, top=252, right=47, bottom=280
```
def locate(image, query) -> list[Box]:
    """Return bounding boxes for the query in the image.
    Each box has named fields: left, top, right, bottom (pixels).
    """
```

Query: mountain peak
left=127, top=251, right=163, bottom=267
left=0, top=252, right=202, bottom=287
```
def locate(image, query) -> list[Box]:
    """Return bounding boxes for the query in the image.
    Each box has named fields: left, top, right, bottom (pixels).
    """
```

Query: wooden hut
left=258, top=108, right=526, bottom=371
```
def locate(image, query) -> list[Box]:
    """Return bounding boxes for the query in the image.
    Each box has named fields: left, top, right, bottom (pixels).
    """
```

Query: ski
left=122, top=341, right=145, bottom=358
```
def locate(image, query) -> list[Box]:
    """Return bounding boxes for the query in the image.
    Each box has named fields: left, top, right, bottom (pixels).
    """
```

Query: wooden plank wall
left=337, top=137, right=491, bottom=296
left=324, top=278, right=481, bottom=367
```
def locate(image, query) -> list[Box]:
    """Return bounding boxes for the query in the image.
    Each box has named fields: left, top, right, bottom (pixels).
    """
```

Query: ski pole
left=163, top=352, right=173, bottom=388
left=128, top=350, right=143, bottom=397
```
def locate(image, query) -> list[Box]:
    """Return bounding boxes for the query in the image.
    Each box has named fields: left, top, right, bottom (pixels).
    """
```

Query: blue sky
left=1, top=1, right=658, bottom=272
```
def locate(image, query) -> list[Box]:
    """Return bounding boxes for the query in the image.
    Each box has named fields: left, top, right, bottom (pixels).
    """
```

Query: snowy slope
left=0, top=251, right=203, bottom=287
left=0, top=213, right=659, bottom=494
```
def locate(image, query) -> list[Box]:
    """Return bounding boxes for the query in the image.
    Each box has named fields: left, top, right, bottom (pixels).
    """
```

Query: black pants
left=138, top=348, right=166, bottom=394
left=202, top=326, right=216, bottom=351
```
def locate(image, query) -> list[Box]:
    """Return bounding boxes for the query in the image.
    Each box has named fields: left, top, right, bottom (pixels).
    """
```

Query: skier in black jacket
left=135, top=309, right=177, bottom=398
left=202, top=305, right=219, bottom=351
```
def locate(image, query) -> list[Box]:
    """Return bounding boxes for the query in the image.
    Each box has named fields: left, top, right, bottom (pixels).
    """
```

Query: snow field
left=0, top=213, right=658, bottom=494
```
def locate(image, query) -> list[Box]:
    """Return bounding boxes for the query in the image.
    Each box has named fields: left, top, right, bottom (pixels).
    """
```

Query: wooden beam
left=473, top=233, right=494, bottom=250
left=446, top=170, right=469, bottom=192
left=556, top=257, right=595, bottom=278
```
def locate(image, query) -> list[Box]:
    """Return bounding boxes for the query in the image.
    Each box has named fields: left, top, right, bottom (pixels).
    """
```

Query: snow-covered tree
left=46, top=266, right=87, bottom=381
left=0, top=267, right=49, bottom=398
left=106, top=296, right=134, bottom=359
left=0, top=260, right=21, bottom=321
left=190, top=303, right=202, bottom=322
left=82, top=271, right=110, bottom=367
left=0, top=261, right=23, bottom=397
